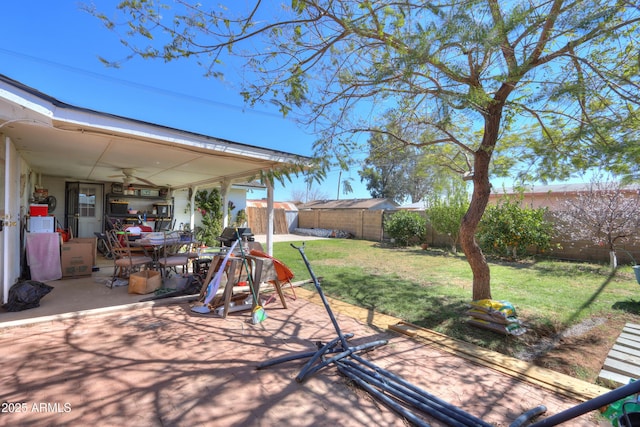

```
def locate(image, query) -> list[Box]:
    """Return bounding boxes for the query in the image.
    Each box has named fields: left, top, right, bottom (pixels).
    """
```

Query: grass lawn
left=271, top=238, right=640, bottom=382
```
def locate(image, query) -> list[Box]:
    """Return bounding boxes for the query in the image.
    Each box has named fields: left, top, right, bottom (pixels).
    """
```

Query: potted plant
left=621, top=248, right=640, bottom=285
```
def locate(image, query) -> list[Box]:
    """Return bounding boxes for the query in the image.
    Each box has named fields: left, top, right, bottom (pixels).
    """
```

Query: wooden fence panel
left=298, top=209, right=386, bottom=240
left=246, top=207, right=289, bottom=235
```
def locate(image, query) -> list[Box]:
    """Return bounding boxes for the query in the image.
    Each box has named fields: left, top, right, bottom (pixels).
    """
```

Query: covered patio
left=1, top=73, right=311, bottom=305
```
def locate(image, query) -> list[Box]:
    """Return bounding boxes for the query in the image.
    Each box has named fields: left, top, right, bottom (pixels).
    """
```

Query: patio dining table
left=129, top=232, right=197, bottom=270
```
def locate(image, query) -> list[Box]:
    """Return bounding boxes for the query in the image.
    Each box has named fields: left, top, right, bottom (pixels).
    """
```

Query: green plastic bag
left=602, top=380, right=640, bottom=426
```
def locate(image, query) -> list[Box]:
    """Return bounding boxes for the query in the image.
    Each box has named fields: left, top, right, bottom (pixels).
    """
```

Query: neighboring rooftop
left=491, top=182, right=639, bottom=195
left=299, top=198, right=399, bottom=210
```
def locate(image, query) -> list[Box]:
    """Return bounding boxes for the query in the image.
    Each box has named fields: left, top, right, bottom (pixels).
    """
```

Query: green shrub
left=478, top=195, right=555, bottom=259
left=194, top=188, right=223, bottom=246
left=385, top=210, right=426, bottom=246
left=425, top=184, right=469, bottom=253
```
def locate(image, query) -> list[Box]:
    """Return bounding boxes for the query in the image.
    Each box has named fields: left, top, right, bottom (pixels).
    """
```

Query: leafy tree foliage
left=359, top=121, right=448, bottom=203
left=359, top=131, right=417, bottom=203
left=384, top=210, right=426, bottom=247
left=555, top=180, right=640, bottom=269
left=91, top=1, right=640, bottom=300
left=425, top=182, right=470, bottom=253
left=478, top=195, right=555, bottom=260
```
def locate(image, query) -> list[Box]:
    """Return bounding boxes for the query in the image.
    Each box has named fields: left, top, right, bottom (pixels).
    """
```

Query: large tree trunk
left=459, top=110, right=503, bottom=301
left=460, top=152, right=492, bottom=300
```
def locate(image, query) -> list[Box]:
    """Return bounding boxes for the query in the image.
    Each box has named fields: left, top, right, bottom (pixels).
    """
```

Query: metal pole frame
left=255, top=243, right=640, bottom=427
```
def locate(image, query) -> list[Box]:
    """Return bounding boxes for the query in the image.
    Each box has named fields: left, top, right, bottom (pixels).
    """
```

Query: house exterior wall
left=488, top=187, right=640, bottom=210
left=30, top=179, right=248, bottom=236
left=488, top=191, right=565, bottom=209
left=172, top=188, right=190, bottom=230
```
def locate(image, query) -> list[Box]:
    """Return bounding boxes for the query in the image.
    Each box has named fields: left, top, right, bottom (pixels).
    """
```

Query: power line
left=0, top=47, right=285, bottom=119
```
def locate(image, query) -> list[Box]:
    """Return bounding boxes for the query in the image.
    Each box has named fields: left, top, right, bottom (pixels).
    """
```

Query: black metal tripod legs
left=255, top=243, right=388, bottom=382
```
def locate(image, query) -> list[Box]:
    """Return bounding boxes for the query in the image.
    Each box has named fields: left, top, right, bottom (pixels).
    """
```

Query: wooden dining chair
left=157, top=231, right=190, bottom=278
left=179, top=230, right=200, bottom=272
left=105, top=229, right=153, bottom=287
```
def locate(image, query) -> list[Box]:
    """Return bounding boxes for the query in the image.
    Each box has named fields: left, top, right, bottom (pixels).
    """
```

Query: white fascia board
left=51, top=105, right=306, bottom=164
left=0, top=83, right=55, bottom=123
left=0, top=75, right=309, bottom=166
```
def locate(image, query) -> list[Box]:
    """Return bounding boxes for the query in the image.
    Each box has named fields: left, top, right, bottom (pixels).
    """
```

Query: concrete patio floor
left=0, top=234, right=326, bottom=326
left=0, top=235, right=609, bottom=426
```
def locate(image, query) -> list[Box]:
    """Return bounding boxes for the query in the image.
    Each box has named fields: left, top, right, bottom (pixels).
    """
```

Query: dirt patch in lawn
left=515, top=313, right=637, bottom=384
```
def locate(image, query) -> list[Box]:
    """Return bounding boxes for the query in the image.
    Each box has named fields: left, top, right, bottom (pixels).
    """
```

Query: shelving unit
left=105, top=192, right=174, bottom=231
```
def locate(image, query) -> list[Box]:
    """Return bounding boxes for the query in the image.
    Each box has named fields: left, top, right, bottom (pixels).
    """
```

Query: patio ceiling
left=0, top=74, right=309, bottom=190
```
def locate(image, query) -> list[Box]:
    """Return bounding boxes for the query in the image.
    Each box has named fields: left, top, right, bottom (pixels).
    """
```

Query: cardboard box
left=67, top=237, right=97, bottom=267
left=128, top=270, right=161, bottom=294
left=60, top=239, right=95, bottom=278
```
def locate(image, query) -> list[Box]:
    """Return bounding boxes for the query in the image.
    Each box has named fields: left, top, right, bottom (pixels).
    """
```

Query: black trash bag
left=2, top=280, right=54, bottom=312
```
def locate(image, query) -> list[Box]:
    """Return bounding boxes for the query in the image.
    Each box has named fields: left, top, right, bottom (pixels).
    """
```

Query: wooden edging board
left=295, top=287, right=610, bottom=402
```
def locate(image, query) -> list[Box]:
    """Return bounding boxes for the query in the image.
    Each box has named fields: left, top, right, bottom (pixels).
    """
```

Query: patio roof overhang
left=0, top=74, right=311, bottom=190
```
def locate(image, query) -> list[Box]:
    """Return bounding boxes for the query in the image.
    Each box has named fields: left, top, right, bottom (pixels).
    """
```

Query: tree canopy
left=359, top=124, right=421, bottom=203
left=358, top=118, right=460, bottom=203
left=91, top=0, right=640, bottom=300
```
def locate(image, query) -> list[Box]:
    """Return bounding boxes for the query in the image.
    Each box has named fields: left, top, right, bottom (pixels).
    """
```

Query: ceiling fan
left=108, top=168, right=156, bottom=187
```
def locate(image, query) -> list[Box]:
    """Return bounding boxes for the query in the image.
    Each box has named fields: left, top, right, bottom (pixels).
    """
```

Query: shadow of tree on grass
left=612, top=299, right=640, bottom=315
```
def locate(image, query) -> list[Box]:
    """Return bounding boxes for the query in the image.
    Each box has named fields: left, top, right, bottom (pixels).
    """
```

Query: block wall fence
left=297, top=209, right=640, bottom=264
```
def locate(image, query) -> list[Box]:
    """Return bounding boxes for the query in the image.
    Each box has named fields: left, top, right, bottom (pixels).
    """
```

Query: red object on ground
left=56, top=228, right=71, bottom=242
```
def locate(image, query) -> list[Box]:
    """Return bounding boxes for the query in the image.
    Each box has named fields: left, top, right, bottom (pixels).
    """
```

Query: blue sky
left=0, top=1, right=368, bottom=201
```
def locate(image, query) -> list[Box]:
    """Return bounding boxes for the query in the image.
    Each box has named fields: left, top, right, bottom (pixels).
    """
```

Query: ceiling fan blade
left=107, top=174, right=124, bottom=178
left=133, top=176, right=157, bottom=187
